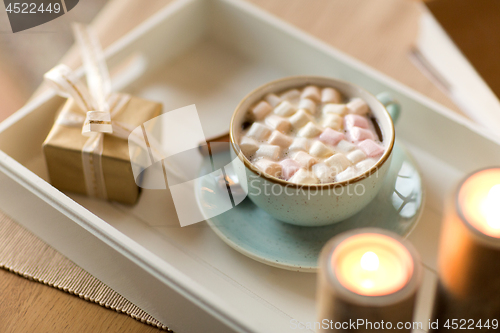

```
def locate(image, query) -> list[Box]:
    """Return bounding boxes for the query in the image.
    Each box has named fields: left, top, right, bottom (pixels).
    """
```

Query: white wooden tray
left=1, top=0, right=500, bottom=332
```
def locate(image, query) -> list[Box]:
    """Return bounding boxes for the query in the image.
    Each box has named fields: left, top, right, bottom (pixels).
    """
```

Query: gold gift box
left=43, top=94, right=162, bottom=205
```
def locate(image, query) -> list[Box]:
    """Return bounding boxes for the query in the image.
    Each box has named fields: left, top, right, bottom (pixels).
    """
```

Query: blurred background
left=2, top=0, right=491, bottom=126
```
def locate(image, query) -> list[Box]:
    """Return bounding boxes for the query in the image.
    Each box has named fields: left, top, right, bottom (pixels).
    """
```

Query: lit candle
left=432, top=168, right=500, bottom=331
left=334, top=234, right=413, bottom=296
left=458, top=169, right=500, bottom=237
left=317, top=228, right=422, bottom=332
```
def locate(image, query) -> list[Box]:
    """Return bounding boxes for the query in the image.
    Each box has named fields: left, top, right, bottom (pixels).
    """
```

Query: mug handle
left=376, top=92, right=401, bottom=124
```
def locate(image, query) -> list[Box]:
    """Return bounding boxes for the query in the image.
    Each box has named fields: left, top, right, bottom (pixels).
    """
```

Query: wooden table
left=0, top=0, right=463, bottom=332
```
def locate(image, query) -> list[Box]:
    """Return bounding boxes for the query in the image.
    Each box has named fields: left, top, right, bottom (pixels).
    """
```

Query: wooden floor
left=0, top=0, right=463, bottom=332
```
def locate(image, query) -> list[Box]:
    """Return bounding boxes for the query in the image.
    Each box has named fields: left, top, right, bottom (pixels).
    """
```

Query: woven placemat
left=0, top=211, right=171, bottom=331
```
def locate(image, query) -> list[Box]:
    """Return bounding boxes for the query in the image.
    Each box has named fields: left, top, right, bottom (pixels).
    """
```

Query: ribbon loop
left=72, top=23, right=112, bottom=134
left=44, top=64, right=93, bottom=112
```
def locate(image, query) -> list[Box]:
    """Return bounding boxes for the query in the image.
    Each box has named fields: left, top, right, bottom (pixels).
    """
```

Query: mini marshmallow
left=288, top=168, right=319, bottom=185
left=280, top=158, right=301, bottom=179
left=319, top=128, right=344, bottom=146
left=293, top=151, right=318, bottom=169
left=336, top=140, right=356, bottom=153
left=239, top=136, right=259, bottom=156
left=322, top=114, right=343, bottom=131
left=280, top=89, right=301, bottom=102
left=325, top=153, right=351, bottom=175
left=301, top=85, right=321, bottom=103
left=348, top=126, right=375, bottom=142
left=265, top=114, right=291, bottom=133
left=347, top=98, right=369, bottom=115
left=298, top=98, right=316, bottom=114
left=358, top=139, right=384, bottom=157
left=344, top=114, right=369, bottom=129
left=312, top=163, right=336, bottom=183
left=321, top=87, right=342, bottom=104
left=251, top=101, right=272, bottom=120
left=347, top=149, right=367, bottom=164
left=247, top=122, right=272, bottom=141
left=274, top=101, right=296, bottom=117
left=254, top=144, right=281, bottom=160
left=309, top=140, right=334, bottom=158
left=264, top=93, right=282, bottom=107
left=289, top=109, right=313, bottom=130
left=298, top=122, right=323, bottom=138
left=356, top=158, right=377, bottom=171
left=323, top=103, right=347, bottom=116
left=268, top=131, right=293, bottom=148
left=336, top=167, right=357, bottom=182
left=289, top=137, right=310, bottom=152
left=254, top=158, right=282, bottom=178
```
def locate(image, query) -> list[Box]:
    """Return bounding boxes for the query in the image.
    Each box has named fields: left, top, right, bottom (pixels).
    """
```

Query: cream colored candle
left=317, top=229, right=422, bottom=332
left=432, top=168, right=500, bottom=332
left=458, top=169, right=500, bottom=237
left=333, top=234, right=413, bottom=296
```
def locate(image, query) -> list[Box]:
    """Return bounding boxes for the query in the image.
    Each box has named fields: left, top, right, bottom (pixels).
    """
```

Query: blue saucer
left=195, top=141, right=424, bottom=272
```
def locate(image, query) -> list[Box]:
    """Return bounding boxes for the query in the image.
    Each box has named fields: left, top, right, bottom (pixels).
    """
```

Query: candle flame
left=483, top=184, right=500, bottom=230
left=361, top=279, right=375, bottom=290
left=360, top=251, right=379, bottom=271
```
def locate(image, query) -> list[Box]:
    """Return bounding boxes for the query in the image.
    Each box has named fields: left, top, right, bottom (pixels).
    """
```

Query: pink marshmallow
left=348, top=126, right=375, bottom=142
left=280, top=159, right=301, bottom=180
left=344, top=114, right=369, bottom=129
left=319, top=128, right=344, bottom=146
left=293, top=151, right=318, bottom=168
left=358, top=139, right=384, bottom=157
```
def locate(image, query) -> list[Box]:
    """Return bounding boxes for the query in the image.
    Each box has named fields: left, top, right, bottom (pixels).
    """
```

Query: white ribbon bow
left=44, top=24, right=178, bottom=200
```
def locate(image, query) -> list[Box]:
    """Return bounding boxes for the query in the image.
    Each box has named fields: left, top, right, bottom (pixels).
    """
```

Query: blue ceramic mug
left=230, top=76, right=400, bottom=227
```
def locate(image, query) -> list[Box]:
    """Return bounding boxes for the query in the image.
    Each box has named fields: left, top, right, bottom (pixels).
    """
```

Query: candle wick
left=360, top=251, right=379, bottom=271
